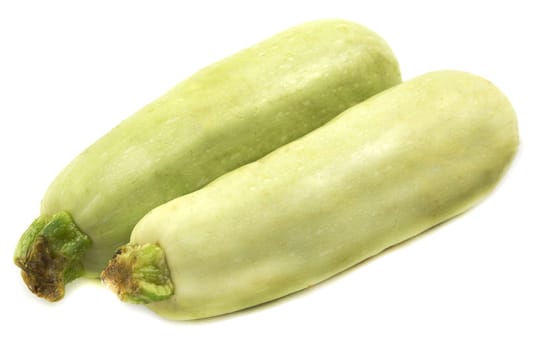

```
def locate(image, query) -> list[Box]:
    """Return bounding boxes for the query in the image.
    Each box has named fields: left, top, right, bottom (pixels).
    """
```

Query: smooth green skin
left=39, top=19, right=401, bottom=275
left=128, top=71, right=518, bottom=320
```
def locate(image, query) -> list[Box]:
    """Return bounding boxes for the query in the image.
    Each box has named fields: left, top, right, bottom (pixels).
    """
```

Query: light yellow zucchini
left=14, top=19, right=401, bottom=301
left=102, top=70, right=518, bottom=320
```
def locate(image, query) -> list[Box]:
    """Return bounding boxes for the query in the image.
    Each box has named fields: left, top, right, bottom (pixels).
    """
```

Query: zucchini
left=102, top=71, right=518, bottom=320
left=14, top=19, right=401, bottom=301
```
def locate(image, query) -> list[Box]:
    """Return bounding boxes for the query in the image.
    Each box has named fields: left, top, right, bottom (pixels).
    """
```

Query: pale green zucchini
left=14, top=19, right=401, bottom=301
left=102, top=70, right=518, bottom=320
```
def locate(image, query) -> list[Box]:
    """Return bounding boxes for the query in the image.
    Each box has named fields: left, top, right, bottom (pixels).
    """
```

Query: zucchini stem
left=101, top=243, right=174, bottom=304
left=14, top=211, right=91, bottom=301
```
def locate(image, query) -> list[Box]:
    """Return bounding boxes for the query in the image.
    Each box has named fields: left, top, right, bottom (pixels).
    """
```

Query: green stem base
left=14, top=211, right=91, bottom=301
left=101, top=243, right=174, bottom=304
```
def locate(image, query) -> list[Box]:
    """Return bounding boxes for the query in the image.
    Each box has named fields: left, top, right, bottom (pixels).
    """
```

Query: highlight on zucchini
left=102, top=71, right=518, bottom=320
left=14, top=19, right=401, bottom=301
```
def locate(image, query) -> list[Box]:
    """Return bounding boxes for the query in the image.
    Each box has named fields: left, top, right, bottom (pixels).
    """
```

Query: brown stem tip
left=14, top=212, right=91, bottom=302
left=101, top=243, right=174, bottom=304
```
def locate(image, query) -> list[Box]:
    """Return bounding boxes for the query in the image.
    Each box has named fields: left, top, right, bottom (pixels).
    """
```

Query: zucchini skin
left=40, top=19, right=401, bottom=273
left=130, top=71, right=518, bottom=320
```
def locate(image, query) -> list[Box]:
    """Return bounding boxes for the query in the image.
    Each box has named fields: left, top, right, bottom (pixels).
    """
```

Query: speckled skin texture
left=132, top=71, right=518, bottom=320
left=40, top=20, right=401, bottom=273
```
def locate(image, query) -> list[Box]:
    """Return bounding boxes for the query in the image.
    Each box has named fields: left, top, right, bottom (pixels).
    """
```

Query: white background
left=1, top=0, right=532, bottom=349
